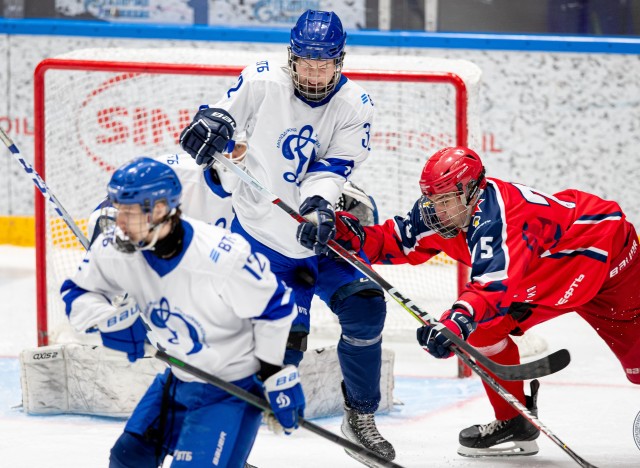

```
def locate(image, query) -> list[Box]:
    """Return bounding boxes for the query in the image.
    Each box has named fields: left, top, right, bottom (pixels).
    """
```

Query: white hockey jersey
left=87, top=154, right=238, bottom=241
left=156, top=153, right=237, bottom=230
left=62, top=218, right=296, bottom=383
left=211, top=60, right=375, bottom=258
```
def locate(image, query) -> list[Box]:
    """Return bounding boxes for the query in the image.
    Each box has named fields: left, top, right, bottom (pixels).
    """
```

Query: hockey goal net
left=34, top=48, right=482, bottom=354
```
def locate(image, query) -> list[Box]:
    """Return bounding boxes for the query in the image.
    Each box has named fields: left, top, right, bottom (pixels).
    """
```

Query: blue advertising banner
left=48, top=0, right=365, bottom=27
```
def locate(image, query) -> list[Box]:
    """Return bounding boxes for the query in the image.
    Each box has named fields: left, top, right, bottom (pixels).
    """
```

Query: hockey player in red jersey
left=335, top=146, right=640, bottom=457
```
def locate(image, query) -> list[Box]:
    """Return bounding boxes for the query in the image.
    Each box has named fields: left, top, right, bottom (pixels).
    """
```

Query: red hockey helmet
left=418, top=147, right=486, bottom=238
left=419, top=147, right=486, bottom=202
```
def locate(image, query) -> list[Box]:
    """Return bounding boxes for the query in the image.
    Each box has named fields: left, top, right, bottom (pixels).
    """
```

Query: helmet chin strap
left=138, top=208, right=177, bottom=251
left=460, top=189, right=484, bottom=231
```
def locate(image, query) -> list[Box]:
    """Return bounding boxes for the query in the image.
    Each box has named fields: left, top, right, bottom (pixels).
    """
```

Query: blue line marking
left=1, top=19, right=639, bottom=55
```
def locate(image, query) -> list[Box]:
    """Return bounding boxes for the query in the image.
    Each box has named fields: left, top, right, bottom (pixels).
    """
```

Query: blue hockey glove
left=100, top=317, right=147, bottom=363
left=262, top=365, right=305, bottom=435
left=180, top=106, right=236, bottom=167
left=296, top=196, right=336, bottom=255
left=95, top=296, right=147, bottom=363
left=416, top=307, right=476, bottom=359
left=334, top=211, right=365, bottom=252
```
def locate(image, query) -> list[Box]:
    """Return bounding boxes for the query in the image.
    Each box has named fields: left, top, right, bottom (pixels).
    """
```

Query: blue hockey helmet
left=288, top=10, right=347, bottom=101
left=107, top=157, right=182, bottom=213
left=290, top=10, right=346, bottom=60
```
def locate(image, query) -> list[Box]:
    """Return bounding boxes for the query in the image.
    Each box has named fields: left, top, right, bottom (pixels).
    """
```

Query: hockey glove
left=179, top=106, right=236, bottom=167
left=334, top=211, right=365, bottom=252
left=262, top=365, right=305, bottom=435
left=296, top=196, right=336, bottom=255
left=96, top=296, right=147, bottom=363
left=416, top=307, right=476, bottom=359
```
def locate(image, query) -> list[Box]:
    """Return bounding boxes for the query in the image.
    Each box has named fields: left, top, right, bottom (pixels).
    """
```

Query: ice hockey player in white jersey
left=179, top=9, right=395, bottom=463
left=154, top=140, right=246, bottom=230
left=60, top=157, right=304, bottom=468
left=88, top=141, right=247, bottom=246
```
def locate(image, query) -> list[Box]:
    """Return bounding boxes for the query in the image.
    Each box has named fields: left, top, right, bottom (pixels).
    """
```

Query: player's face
left=294, top=58, right=336, bottom=95
left=114, top=202, right=168, bottom=244
left=114, top=203, right=152, bottom=243
left=430, top=192, right=469, bottom=229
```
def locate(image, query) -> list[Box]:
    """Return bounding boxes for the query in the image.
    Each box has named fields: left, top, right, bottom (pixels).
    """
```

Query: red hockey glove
left=334, top=211, right=365, bottom=252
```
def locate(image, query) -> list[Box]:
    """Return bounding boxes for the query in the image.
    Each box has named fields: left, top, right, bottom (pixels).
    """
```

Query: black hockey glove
left=296, top=196, right=336, bottom=255
left=180, top=106, right=236, bottom=167
left=416, top=307, right=476, bottom=359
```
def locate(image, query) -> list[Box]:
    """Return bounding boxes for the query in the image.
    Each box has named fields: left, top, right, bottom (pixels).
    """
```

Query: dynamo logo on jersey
left=148, top=297, right=203, bottom=355
left=275, top=391, right=291, bottom=408
left=280, top=125, right=319, bottom=185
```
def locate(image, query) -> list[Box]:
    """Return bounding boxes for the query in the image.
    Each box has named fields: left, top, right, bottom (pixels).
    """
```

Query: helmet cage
left=288, top=49, right=344, bottom=101
left=96, top=205, right=135, bottom=253
left=99, top=204, right=174, bottom=254
left=418, top=193, right=469, bottom=239
left=288, top=9, right=346, bottom=102
left=419, top=167, right=485, bottom=239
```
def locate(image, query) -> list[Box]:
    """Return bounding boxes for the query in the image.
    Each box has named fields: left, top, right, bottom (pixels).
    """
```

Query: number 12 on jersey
left=243, top=252, right=268, bottom=280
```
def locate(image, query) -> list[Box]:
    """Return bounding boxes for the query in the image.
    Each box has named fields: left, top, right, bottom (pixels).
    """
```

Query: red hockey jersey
left=362, top=178, right=636, bottom=323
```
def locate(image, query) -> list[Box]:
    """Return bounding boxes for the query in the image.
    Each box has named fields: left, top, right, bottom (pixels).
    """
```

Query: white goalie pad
left=20, top=344, right=395, bottom=419
left=20, top=343, right=165, bottom=417
left=300, top=346, right=395, bottom=418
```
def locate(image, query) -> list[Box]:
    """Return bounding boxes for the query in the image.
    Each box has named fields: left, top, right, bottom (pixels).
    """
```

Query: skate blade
left=343, top=447, right=386, bottom=468
left=457, top=440, right=539, bottom=458
left=341, top=427, right=389, bottom=468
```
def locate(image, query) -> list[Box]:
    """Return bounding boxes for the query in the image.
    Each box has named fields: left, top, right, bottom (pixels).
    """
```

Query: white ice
left=1, top=245, right=638, bottom=467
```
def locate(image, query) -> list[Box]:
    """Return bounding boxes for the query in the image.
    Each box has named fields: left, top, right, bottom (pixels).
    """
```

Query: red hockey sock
left=476, top=336, right=526, bottom=421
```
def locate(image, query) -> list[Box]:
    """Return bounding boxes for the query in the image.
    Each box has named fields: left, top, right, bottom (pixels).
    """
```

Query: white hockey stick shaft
left=0, top=128, right=89, bottom=250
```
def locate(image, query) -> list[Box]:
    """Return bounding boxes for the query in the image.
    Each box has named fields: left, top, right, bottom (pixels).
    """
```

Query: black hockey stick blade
left=155, top=351, right=405, bottom=468
left=209, top=149, right=571, bottom=382
left=450, top=338, right=571, bottom=381
left=500, top=348, right=571, bottom=381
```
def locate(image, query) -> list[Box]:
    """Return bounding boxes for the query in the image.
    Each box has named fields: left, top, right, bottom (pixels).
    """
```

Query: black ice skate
left=340, top=384, right=396, bottom=466
left=457, top=379, right=541, bottom=457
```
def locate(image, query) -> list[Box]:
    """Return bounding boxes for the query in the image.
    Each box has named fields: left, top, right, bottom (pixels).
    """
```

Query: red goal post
left=33, top=49, right=482, bottom=376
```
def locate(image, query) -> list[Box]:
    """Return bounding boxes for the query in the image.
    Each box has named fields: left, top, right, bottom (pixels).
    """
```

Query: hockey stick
left=0, top=128, right=90, bottom=249
left=155, top=350, right=405, bottom=468
left=208, top=147, right=570, bottom=382
left=455, top=351, right=598, bottom=468
left=209, top=150, right=596, bottom=467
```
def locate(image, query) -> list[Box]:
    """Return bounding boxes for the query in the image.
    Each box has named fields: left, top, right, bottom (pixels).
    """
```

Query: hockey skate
left=457, top=379, right=540, bottom=457
left=340, top=384, right=396, bottom=467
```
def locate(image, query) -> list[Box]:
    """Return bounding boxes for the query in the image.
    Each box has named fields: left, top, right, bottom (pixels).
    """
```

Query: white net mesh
left=36, top=48, right=482, bottom=343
